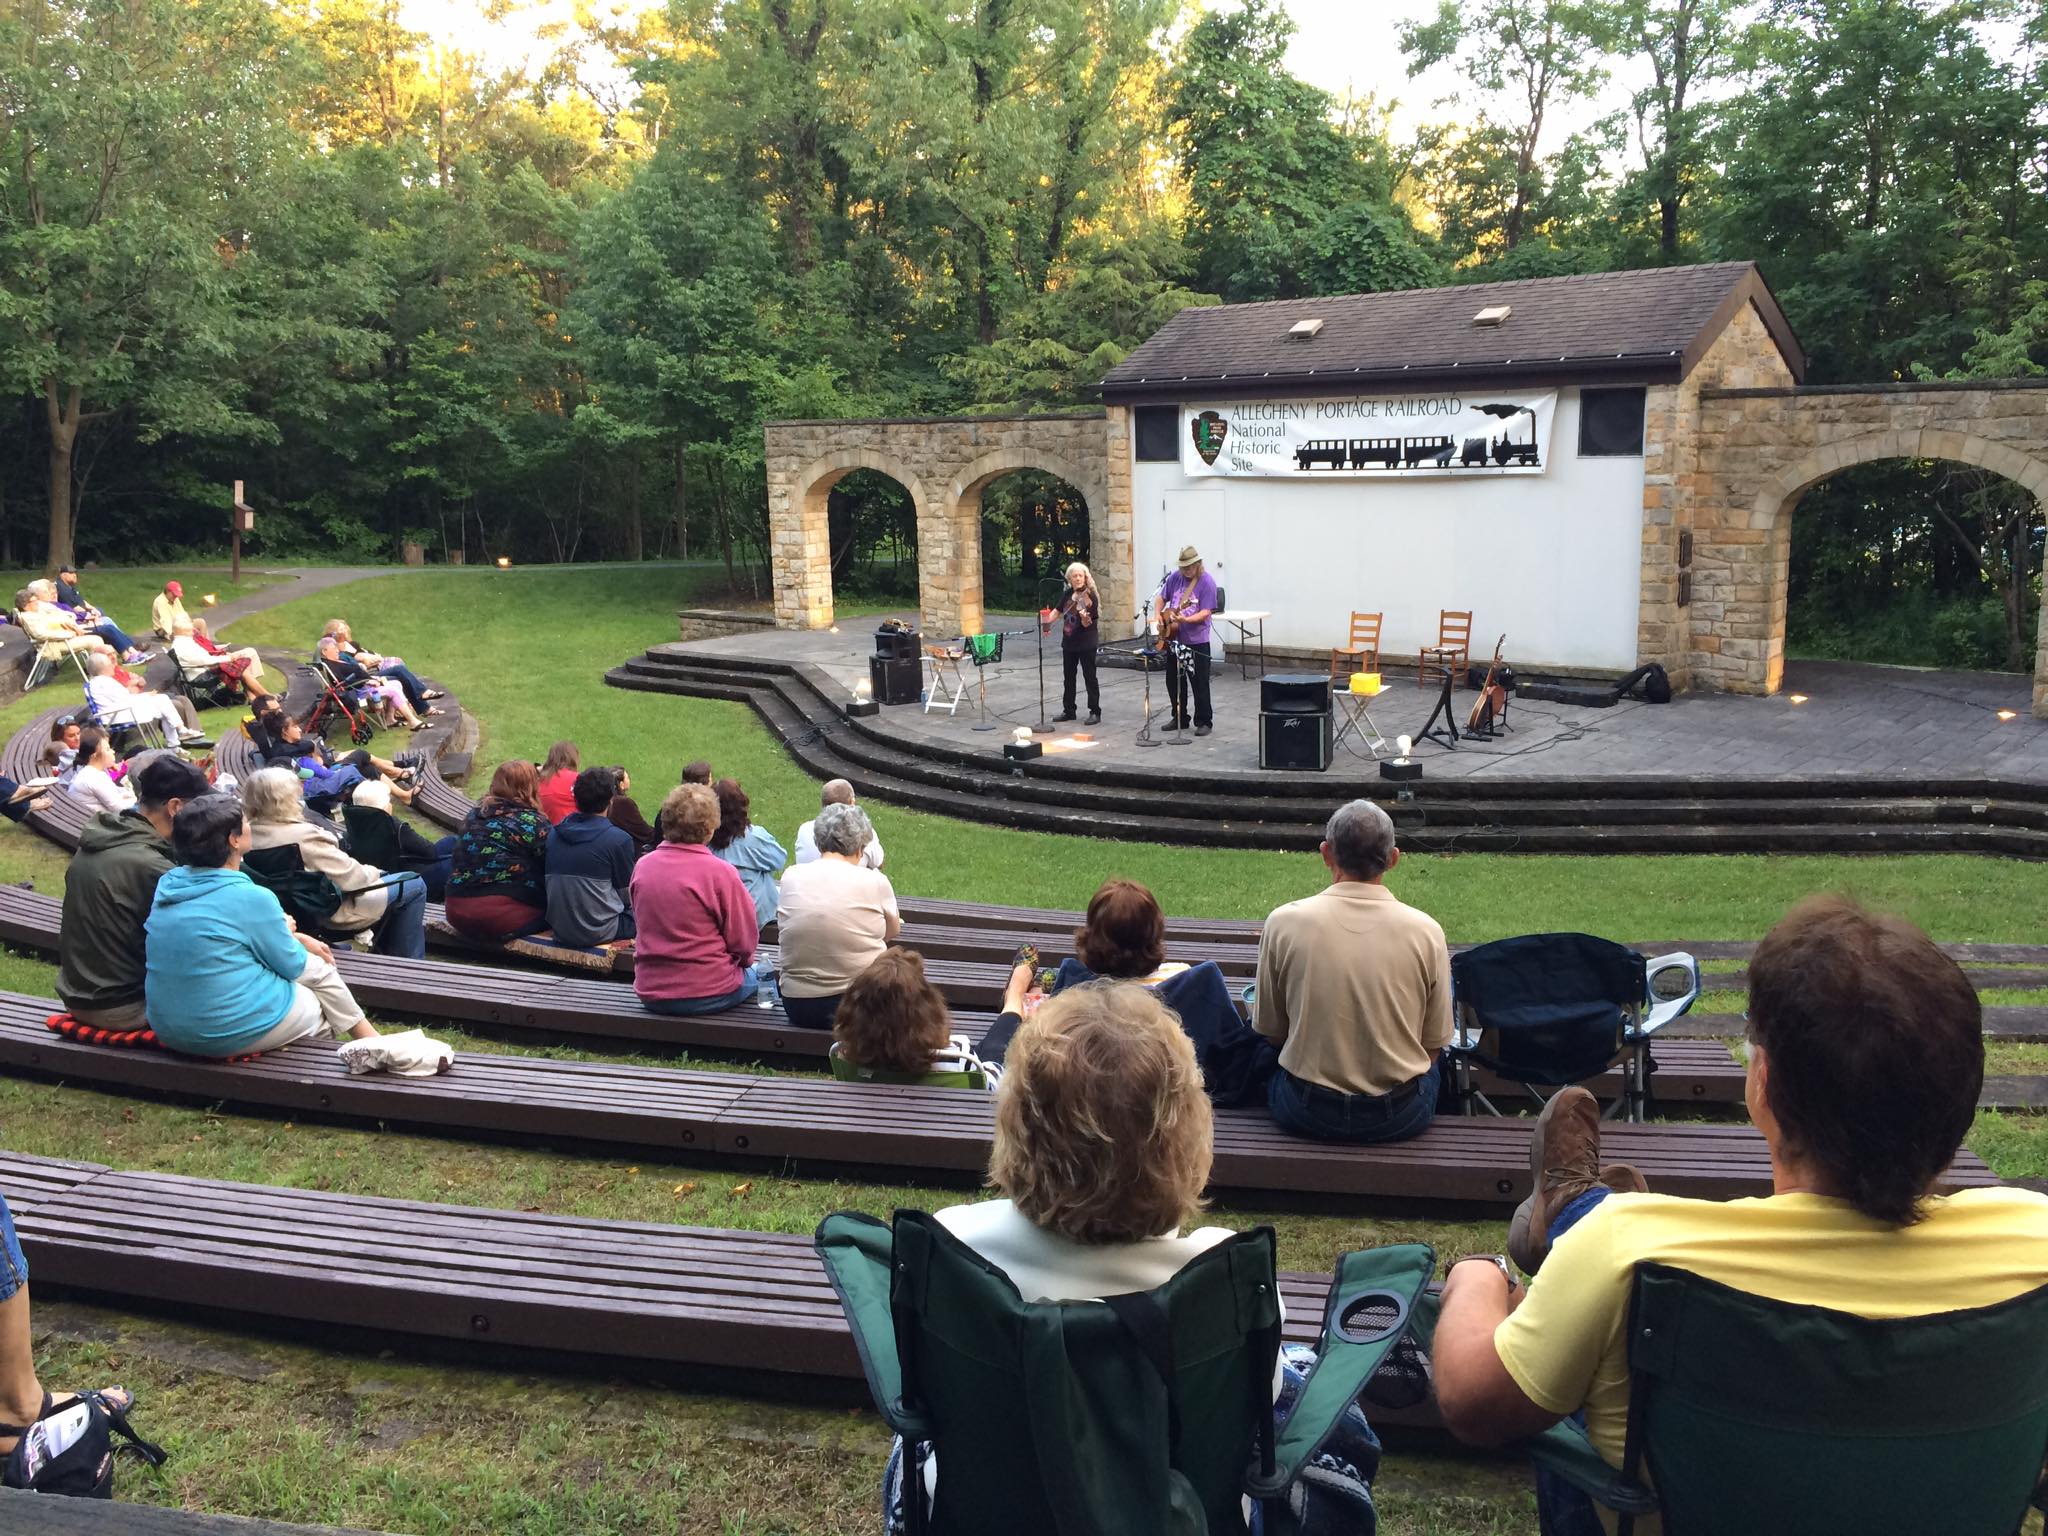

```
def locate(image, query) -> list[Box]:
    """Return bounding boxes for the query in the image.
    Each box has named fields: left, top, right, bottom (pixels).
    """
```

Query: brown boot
left=1599, top=1163, right=1648, bottom=1195
left=1507, top=1087, right=1602, bottom=1276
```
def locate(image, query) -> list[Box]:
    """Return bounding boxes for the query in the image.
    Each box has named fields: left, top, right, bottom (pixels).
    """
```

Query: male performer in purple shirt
left=1158, top=544, right=1219, bottom=735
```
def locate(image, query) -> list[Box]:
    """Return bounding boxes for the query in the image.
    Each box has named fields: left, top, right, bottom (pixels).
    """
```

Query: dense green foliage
left=1, top=0, right=2043, bottom=651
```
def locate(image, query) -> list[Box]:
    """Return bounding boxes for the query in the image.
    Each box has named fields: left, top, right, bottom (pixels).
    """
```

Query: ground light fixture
left=496, top=556, right=512, bottom=569
left=849, top=677, right=878, bottom=718
left=1789, top=693, right=1809, bottom=704
left=1004, top=724, right=1042, bottom=762
left=200, top=593, right=218, bottom=606
left=1998, top=709, right=2019, bottom=722
left=1380, top=732, right=1422, bottom=797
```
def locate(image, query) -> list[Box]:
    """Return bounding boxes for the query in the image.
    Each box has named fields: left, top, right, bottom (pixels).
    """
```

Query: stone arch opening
left=939, top=448, right=1108, bottom=640
left=1738, top=429, right=2048, bottom=711
left=776, top=449, right=931, bottom=631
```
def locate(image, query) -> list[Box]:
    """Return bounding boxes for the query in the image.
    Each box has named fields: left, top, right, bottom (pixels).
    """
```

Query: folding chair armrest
left=1636, top=951, right=1701, bottom=1038
left=1523, top=1420, right=1659, bottom=1516
left=814, top=1212, right=935, bottom=1442
left=339, top=873, right=418, bottom=900
left=1246, top=1242, right=1436, bottom=1499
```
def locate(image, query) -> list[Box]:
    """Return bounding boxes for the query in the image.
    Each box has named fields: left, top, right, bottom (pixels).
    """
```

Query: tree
left=1599, top=0, right=1739, bottom=258
left=1400, top=0, right=1609, bottom=253
left=1172, top=0, right=1428, bottom=300
left=0, top=0, right=292, bottom=567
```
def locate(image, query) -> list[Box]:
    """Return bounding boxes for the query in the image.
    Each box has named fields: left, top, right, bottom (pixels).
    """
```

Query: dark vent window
left=1134, top=405, right=1179, bottom=462
left=1578, top=387, right=1647, bottom=457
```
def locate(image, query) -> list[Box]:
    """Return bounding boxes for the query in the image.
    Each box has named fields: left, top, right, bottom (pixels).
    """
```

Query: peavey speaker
left=869, top=653, right=921, bottom=706
left=873, top=624, right=919, bottom=662
left=1260, top=672, right=1331, bottom=715
left=1260, top=710, right=1331, bottom=772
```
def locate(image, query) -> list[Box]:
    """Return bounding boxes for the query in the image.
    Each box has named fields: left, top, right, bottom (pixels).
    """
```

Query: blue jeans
left=370, top=872, right=428, bottom=960
left=0, top=1191, right=24, bottom=1303
left=641, top=965, right=757, bottom=1016
left=91, top=621, right=140, bottom=654
left=1533, top=1187, right=1614, bottom=1536
left=413, top=836, right=458, bottom=902
left=380, top=662, right=430, bottom=710
left=1266, top=1056, right=1444, bottom=1144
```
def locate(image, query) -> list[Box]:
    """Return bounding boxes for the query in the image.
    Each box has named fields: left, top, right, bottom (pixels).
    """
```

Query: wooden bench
left=0, top=992, right=1999, bottom=1205
left=0, top=1490, right=396, bottom=1535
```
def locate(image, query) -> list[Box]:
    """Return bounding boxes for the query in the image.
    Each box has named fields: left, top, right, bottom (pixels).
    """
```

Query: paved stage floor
left=672, top=613, right=2048, bottom=788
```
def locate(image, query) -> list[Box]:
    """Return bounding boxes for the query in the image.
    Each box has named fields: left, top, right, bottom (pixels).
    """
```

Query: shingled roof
left=1098, top=260, right=1804, bottom=400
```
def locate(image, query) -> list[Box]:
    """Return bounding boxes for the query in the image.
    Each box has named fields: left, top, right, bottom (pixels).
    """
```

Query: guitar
left=1467, top=634, right=1509, bottom=733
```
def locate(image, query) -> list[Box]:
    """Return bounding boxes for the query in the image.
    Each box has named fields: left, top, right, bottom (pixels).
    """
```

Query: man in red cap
left=150, top=581, right=190, bottom=643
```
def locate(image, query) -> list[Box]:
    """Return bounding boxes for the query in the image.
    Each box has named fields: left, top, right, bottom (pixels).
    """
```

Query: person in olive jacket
left=57, top=754, right=214, bottom=1031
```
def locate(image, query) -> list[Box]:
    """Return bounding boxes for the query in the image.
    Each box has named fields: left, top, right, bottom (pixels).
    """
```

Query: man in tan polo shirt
left=1252, top=799, right=1452, bottom=1142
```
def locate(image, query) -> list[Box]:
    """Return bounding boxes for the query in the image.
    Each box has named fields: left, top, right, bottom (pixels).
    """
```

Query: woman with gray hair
left=242, top=767, right=429, bottom=959
left=774, top=801, right=902, bottom=1030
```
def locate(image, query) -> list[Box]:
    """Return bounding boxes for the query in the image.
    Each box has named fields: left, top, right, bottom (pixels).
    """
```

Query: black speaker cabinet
left=1261, top=672, right=1331, bottom=715
left=873, top=625, right=919, bottom=661
left=1260, top=710, right=1331, bottom=772
left=869, top=653, right=921, bottom=705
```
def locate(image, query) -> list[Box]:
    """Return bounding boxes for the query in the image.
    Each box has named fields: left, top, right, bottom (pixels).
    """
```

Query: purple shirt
left=1159, top=571, right=1218, bottom=647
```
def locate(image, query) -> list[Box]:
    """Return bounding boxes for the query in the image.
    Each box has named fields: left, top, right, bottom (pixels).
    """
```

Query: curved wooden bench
left=0, top=1490, right=394, bottom=1536
left=0, top=991, right=1814, bottom=1201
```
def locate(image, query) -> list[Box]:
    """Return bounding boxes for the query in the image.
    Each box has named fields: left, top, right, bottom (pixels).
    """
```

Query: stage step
left=606, top=652, right=2048, bottom=858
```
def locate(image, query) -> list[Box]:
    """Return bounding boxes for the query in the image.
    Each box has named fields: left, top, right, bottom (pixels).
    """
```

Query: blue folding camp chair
left=1448, top=932, right=1699, bottom=1122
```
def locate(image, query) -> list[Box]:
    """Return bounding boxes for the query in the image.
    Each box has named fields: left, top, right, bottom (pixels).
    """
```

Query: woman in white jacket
left=240, top=768, right=428, bottom=959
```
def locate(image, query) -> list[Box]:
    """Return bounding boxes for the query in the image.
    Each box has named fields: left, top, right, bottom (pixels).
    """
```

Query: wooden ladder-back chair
left=1418, top=609, right=1472, bottom=687
left=1330, top=611, right=1383, bottom=685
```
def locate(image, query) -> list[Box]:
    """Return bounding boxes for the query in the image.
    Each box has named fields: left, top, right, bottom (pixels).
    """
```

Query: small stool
left=922, top=645, right=966, bottom=715
left=1333, top=672, right=1389, bottom=757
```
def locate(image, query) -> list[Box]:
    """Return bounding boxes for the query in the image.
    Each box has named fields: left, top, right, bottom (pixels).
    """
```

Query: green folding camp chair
left=243, top=842, right=410, bottom=945
left=816, top=1209, right=1434, bottom=1536
left=1519, top=1262, right=2048, bottom=1535
left=827, top=1042, right=987, bottom=1091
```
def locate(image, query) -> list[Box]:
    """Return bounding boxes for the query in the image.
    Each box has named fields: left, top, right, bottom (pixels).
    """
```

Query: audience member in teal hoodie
left=145, top=796, right=380, bottom=1057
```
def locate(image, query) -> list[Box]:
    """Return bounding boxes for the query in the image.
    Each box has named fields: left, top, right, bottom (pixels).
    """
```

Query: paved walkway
left=675, top=616, right=2048, bottom=788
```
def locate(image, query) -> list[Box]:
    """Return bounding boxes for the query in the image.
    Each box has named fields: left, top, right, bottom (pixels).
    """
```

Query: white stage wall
left=1126, top=388, right=1647, bottom=672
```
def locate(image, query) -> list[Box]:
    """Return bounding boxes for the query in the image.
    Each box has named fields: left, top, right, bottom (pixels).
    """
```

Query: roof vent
left=1286, top=317, right=1324, bottom=340
left=1472, top=304, right=1512, bottom=327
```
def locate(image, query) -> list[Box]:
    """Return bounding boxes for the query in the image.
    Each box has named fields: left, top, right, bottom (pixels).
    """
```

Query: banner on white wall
left=1181, top=391, right=1557, bottom=478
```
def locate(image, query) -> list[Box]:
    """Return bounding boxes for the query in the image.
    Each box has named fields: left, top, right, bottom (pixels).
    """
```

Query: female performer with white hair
left=1046, top=560, right=1102, bottom=725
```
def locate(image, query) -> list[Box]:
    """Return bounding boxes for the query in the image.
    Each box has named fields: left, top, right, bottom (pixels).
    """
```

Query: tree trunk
left=626, top=453, right=644, bottom=562
left=672, top=437, right=689, bottom=561
left=44, top=399, right=76, bottom=573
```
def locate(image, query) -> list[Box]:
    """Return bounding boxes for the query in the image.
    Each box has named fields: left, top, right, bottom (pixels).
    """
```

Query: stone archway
left=943, top=447, right=1109, bottom=641
left=773, top=449, right=933, bottom=631
left=764, top=412, right=1126, bottom=640
left=1742, top=430, right=2048, bottom=705
left=1687, top=376, right=2048, bottom=718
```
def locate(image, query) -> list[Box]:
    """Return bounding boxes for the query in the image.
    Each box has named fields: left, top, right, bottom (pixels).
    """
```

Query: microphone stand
left=1033, top=577, right=1062, bottom=733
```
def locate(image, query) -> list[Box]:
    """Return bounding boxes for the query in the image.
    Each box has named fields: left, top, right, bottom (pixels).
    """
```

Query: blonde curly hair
left=989, top=981, right=1212, bottom=1244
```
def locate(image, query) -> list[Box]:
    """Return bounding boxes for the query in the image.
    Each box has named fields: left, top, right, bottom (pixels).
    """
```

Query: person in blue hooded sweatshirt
left=145, top=795, right=384, bottom=1057
left=542, top=767, right=638, bottom=948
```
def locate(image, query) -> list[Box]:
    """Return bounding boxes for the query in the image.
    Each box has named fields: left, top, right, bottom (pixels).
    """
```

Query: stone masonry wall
left=1690, top=369, right=2048, bottom=714
left=764, top=413, right=1113, bottom=642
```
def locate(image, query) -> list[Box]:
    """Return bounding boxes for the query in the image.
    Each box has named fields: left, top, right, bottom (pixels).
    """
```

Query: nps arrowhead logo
left=1191, top=410, right=1229, bottom=466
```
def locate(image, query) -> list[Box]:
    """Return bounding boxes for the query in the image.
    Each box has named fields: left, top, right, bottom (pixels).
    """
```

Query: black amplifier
left=1260, top=672, right=1331, bottom=715
left=1259, top=710, right=1331, bottom=772
left=874, top=624, right=919, bottom=662
left=869, top=654, right=921, bottom=706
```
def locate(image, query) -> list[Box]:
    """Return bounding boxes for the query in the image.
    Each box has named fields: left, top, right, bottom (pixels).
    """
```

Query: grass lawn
left=0, top=561, right=2039, bottom=1532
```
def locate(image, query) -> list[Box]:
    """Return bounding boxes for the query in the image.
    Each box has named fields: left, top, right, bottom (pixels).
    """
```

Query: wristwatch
left=1451, top=1253, right=1518, bottom=1289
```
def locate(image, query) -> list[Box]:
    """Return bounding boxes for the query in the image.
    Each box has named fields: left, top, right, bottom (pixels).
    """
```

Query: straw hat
left=1176, top=545, right=1202, bottom=570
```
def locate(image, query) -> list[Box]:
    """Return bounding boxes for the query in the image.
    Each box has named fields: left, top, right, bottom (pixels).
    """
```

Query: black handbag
left=2, top=1389, right=167, bottom=1497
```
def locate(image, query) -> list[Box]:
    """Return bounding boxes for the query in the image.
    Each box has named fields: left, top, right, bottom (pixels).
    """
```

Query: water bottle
left=757, top=968, right=780, bottom=1009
